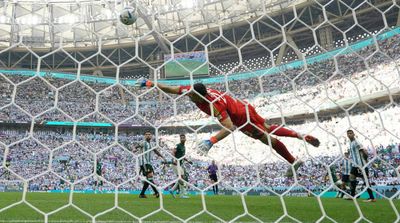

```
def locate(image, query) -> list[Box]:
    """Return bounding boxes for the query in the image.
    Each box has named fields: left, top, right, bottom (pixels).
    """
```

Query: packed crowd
left=0, top=105, right=399, bottom=192
left=2, top=141, right=400, bottom=193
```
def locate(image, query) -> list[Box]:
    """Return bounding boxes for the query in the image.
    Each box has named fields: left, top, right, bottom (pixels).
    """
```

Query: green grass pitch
left=0, top=192, right=399, bottom=222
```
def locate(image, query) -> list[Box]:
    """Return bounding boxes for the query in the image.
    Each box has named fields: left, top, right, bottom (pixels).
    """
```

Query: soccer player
left=0, top=155, right=11, bottom=180
left=337, top=152, right=352, bottom=198
left=136, top=80, right=320, bottom=174
left=169, top=134, right=191, bottom=198
left=95, top=159, right=103, bottom=193
left=138, top=131, right=166, bottom=198
left=5, top=156, right=10, bottom=168
left=346, top=129, right=376, bottom=202
left=208, top=160, right=219, bottom=195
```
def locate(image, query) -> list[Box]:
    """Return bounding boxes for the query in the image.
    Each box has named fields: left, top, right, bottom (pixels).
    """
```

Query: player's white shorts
left=335, top=180, right=343, bottom=187
left=172, top=165, right=185, bottom=176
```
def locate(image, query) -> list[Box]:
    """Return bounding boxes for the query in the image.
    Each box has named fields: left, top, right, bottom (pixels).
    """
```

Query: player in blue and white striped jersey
left=138, top=131, right=166, bottom=198
left=347, top=129, right=375, bottom=202
left=337, top=152, right=352, bottom=198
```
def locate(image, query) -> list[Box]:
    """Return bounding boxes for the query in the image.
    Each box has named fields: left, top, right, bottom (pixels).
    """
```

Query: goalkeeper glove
left=197, top=137, right=218, bottom=156
left=135, top=77, right=153, bottom=88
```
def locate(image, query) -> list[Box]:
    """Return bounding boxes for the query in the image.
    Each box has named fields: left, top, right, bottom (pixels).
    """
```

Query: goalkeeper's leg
left=265, top=123, right=320, bottom=147
left=258, top=134, right=296, bottom=164
left=241, top=122, right=297, bottom=164
left=247, top=105, right=320, bottom=147
left=241, top=115, right=296, bottom=164
left=257, top=131, right=303, bottom=177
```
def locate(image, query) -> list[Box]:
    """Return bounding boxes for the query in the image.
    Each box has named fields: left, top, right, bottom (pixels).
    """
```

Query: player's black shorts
left=341, top=174, right=350, bottom=183
left=140, top=164, right=154, bottom=176
left=350, top=167, right=369, bottom=178
left=209, top=174, right=218, bottom=182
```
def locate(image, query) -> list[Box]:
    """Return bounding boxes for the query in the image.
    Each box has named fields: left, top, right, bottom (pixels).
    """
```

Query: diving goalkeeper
left=137, top=79, right=320, bottom=171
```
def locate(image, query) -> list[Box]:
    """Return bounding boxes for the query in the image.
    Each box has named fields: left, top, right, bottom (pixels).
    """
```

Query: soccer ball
left=119, top=7, right=137, bottom=25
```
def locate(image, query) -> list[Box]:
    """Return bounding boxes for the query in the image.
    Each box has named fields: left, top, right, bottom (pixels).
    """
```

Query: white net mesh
left=0, top=0, right=400, bottom=222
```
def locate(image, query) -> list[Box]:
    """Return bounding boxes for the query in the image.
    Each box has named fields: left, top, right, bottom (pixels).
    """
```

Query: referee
left=207, top=160, right=218, bottom=195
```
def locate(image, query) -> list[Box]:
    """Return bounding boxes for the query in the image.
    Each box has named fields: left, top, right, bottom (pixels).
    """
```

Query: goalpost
left=0, top=0, right=400, bottom=222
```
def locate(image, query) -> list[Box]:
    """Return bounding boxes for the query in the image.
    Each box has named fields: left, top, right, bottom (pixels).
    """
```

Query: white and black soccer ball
left=119, top=7, right=137, bottom=25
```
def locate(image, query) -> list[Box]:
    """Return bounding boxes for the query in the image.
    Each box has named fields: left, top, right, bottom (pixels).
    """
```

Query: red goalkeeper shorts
left=236, top=105, right=267, bottom=139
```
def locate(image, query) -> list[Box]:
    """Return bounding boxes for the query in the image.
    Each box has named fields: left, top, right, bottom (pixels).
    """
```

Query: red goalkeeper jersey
left=179, top=86, right=250, bottom=125
left=178, top=85, right=267, bottom=139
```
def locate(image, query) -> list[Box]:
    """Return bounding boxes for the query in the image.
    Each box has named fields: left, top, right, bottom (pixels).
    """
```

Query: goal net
left=0, top=0, right=399, bottom=222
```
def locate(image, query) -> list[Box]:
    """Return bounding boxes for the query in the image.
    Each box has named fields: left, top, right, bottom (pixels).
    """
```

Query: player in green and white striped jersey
left=347, top=130, right=376, bottom=202
left=138, top=131, right=166, bottom=198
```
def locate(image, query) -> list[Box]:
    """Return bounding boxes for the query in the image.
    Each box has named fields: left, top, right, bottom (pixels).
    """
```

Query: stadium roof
left=0, top=0, right=303, bottom=48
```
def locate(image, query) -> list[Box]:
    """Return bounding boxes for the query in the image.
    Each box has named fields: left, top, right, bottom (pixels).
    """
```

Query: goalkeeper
left=137, top=79, right=320, bottom=171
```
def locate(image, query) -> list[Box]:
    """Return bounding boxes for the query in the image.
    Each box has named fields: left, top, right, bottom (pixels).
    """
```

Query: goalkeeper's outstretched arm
left=157, top=82, right=181, bottom=94
left=137, top=78, right=180, bottom=94
left=212, top=117, right=235, bottom=142
left=198, top=116, right=235, bottom=152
